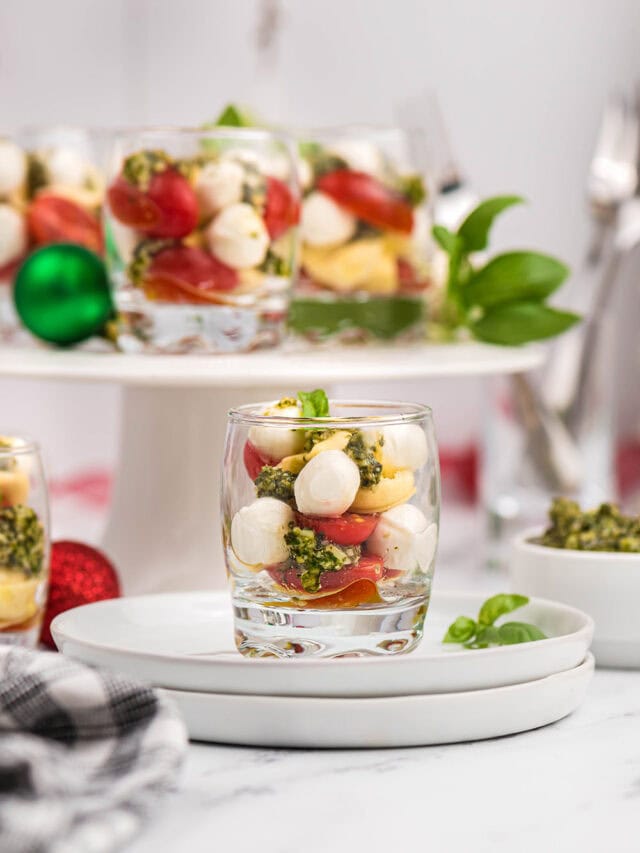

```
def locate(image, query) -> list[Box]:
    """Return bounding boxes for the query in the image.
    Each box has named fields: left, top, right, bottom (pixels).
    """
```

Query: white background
left=1, top=0, right=639, bottom=511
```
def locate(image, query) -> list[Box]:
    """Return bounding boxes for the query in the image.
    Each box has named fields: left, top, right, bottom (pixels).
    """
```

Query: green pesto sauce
left=344, top=431, right=382, bottom=488
left=535, top=497, right=640, bottom=552
left=254, top=466, right=296, bottom=501
left=284, top=525, right=360, bottom=592
left=0, top=505, right=45, bottom=576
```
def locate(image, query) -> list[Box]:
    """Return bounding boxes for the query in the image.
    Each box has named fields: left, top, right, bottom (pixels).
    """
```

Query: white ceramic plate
left=52, top=591, right=593, bottom=697
left=511, top=530, right=640, bottom=668
left=160, top=654, right=594, bottom=748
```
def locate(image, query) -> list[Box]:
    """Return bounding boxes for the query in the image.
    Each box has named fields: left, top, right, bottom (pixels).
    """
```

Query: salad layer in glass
left=290, top=127, right=434, bottom=343
left=223, top=393, right=440, bottom=657
left=0, top=437, right=49, bottom=647
left=105, top=128, right=299, bottom=354
left=0, top=128, right=106, bottom=338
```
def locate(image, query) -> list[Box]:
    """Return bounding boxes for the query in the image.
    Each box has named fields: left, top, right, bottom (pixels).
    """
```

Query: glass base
left=232, top=596, right=429, bottom=658
left=0, top=623, right=40, bottom=648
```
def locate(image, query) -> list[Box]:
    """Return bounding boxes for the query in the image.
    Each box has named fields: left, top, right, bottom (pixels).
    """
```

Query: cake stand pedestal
left=0, top=343, right=543, bottom=592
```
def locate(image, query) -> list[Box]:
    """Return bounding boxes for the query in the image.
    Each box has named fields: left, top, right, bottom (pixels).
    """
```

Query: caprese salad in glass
left=105, top=129, right=299, bottom=353
left=0, top=436, right=48, bottom=647
left=290, top=129, right=434, bottom=343
left=225, top=391, right=438, bottom=613
left=0, top=132, right=104, bottom=335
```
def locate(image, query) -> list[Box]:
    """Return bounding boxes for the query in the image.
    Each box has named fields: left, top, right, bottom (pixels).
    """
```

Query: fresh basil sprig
left=297, top=389, right=329, bottom=418
left=432, top=196, right=580, bottom=346
left=443, top=593, right=547, bottom=649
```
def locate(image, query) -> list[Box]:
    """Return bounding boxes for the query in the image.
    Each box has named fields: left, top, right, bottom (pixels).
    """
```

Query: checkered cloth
left=0, top=646, right=188, bottom=853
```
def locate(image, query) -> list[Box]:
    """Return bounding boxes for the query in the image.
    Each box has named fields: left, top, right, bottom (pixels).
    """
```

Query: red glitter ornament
left=40, top=541, right=121, bottom=649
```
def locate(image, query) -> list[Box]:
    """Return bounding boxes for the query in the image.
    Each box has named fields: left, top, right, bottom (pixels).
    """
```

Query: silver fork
left=544, top=94, right=639, bottom=420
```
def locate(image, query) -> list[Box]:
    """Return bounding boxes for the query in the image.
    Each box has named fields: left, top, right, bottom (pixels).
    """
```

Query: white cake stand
left=0, top=342, right=543, bottom=593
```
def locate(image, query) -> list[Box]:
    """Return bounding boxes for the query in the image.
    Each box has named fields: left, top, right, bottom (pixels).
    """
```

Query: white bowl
left=510, top=529, right=640, bottom=668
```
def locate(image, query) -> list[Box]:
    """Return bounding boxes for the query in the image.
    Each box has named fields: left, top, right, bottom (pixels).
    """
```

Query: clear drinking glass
left=0, top=437, right=50, bottom=647
left=290, top=126, right=435, bottom=343
left=104, top=127, right=300, bottom=354
left=222, top=399, right=440, bottom=657
left=0, top=127, right=109, bottom=339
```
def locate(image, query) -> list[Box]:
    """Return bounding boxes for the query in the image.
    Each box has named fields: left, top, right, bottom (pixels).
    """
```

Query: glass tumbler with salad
left=105, top=128, right=299, bottom=354
left=223, top=392, right=440, bottom=657
left=290, top=127, right=434, bottom=343
left=0, top=437, right=49, bottom=647
left=0, top=127, right=107, bottom=338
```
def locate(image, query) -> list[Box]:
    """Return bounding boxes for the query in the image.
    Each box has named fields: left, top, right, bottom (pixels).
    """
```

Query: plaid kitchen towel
left=0, top=646, right=188, bottom=853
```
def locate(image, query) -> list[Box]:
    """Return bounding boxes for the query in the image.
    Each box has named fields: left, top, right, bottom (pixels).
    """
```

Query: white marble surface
left=126, top=510, right=640, bottom=853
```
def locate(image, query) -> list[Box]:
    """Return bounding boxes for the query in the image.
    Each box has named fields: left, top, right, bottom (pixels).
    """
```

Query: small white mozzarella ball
left=222, top=147, right=266, bottom=172
left=297, top=158, right=313, bottom=190
left=0, top=205, right=27, bottom=268
left=196, top=159, right=244, bottom=216
left=266, top=152, right=292, bottom=182
left=367, top=504, right=437, bottom=572
left=329, top=140, right=384, bottom=176
left=231, top=497, right=294, bottom=566
left=301, top=191, right=356, bottom=247
left=294, top=450, right=360, bottom=517
left=207, top=203, right=269, bottom=269
left=381, top=424, right=428, bottom=471
left=0, top=140, right=27, bottom=197
left=248, top=402, right=305, bottom=462
left=46, top=146, right=90, bottom=187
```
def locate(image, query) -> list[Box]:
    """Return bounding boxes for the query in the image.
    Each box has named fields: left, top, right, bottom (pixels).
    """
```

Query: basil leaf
left=470, top=302, right=580, bottom=346
left=457, top=196, right=524, bottom=252
left=497, top=622, right=547, bottom=644
left=466, top=624, right=501, bottom=648
left=463, top=252, right=569, bottom=309
left=297, top=389, right=329, bottom=418
left=432, top=224, right=462, bottom=256
left=443, top=615, right=476, bottom=644
left=214, top=103, right=252, bottom=127
left=478, top=593, right=529, bottom=626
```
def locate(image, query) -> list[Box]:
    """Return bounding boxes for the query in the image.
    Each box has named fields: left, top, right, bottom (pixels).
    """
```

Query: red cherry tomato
left=295, top=512, right=380, bottom=546
left=143, top=246, right=238, bottom=304
left=108, top=168, right=198, bottom=239
left=243, top=441, right=275, bottom=480
left=28, top=194, right=102, bottom=253
left=269, top=554, right=385, bottom=597
left=264, top=176, right=299, bottom=240
left=317, top=169, right=414, bottom=234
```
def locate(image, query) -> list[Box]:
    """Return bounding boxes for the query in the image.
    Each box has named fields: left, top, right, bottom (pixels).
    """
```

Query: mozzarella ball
left=0, top=205, right=27, bottom=268
left=196, top=159, right=244, bottom=216
left=0, top=140, right=27, bottom=197
left=46, top=146, right=90, bottom=187
left=329, top=140, right=384, bottom=176
left=367, top=504, right=437, bottom=572
left=231, top=497, right=294, bottom=567
left=294, top=450, right=360, bottom=517
left=301, top=191, right=356, bottom=247
left=297, top=158, right=313, bottom=191
left=207, top=203, right=269, bottom=269
left=381, top=424, right=428, bottom=471
left=248, top=401, right=305, bottom=462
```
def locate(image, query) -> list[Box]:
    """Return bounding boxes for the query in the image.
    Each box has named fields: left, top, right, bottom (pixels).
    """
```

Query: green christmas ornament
left=13, top=244, right=114, bottom=346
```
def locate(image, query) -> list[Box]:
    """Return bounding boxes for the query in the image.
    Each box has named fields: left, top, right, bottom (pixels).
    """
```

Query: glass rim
left=111, top=125, right=297, bottom=146
left=0, top=437, right=40, bottom=456
left=228, top=399, right=432, bottom=428
left=293, top=123, right=422, bottom=140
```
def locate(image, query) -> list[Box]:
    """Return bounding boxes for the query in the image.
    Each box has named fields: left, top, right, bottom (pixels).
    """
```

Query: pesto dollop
left=534, top=497, right=640, bottom=552
left=284, top=525, right=360, bottom=592
left=0, top=505, right=45, bottom=576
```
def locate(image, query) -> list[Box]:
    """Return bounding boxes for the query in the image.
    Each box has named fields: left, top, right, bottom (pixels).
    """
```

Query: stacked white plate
left=52, top=590, right=594, bottom=748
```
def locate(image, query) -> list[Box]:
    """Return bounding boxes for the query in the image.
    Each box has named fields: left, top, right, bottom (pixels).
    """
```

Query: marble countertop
left=126, top=511, right=640, bottom=853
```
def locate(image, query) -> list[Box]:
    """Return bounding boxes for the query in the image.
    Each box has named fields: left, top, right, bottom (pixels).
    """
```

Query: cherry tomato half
left=397, top=258, right=431, bottom=293
left=142, top=245, right=238, bottom=304
left=28, top=194, right=103, bottom=253
left=108, top=168, right=199, bottom=239
left=269, top=554, right=385, bottom=596
left=243, top=440, right=275, bottom=480
left=264, top=176, right=299, bottom=240
left=317, top=169, right=414, bottom=234
left=295, top=512, right=380, bottom=546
